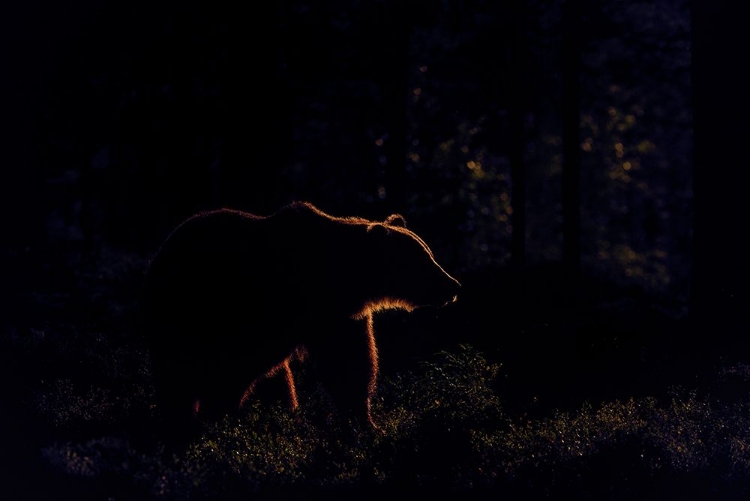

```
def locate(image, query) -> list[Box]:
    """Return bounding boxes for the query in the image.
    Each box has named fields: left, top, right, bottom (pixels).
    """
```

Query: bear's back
left=142, top=206, right=344, bottom=322
left=144, top=210, right=278, bottom=316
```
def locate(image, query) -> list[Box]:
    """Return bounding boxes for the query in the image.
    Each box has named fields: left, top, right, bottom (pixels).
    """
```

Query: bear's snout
left=445, top=278, right=461, bottom=305
left=423, top=274, right=460, bottom=307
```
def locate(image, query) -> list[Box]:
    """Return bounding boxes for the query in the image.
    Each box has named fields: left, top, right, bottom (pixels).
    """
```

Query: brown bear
left=142, top=201, right=460, bottom=442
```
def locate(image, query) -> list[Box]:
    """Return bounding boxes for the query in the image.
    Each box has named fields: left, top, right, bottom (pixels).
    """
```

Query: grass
left=28, top=344, right=750, bottom=500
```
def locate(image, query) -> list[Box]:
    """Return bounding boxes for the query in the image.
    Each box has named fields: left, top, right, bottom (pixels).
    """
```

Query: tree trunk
left=379, top=2, right=413, bottom=214
left=691, top=0, right=750, bottom=356
left=561, top=0, right=582, bottom=278
left=509, top=1, right=527, bottom=270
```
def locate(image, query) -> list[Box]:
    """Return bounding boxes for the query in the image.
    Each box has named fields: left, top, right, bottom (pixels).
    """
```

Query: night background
left=1, top=0, right=748, bottom=499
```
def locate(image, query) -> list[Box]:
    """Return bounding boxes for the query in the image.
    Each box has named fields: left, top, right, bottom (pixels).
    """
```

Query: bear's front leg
left=307, top=314, right=380, bottom=432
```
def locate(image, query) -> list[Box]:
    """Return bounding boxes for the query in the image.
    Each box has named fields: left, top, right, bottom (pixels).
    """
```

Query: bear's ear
left=384, top=214, right=407, bottom=227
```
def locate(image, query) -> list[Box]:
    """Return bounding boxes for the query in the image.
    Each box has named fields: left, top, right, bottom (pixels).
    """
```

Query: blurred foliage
left=578, top=0, right=692, bottom=302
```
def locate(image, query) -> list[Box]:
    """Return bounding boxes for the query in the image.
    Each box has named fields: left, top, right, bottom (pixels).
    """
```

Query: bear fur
left=142, top=201, right=460, bottom=441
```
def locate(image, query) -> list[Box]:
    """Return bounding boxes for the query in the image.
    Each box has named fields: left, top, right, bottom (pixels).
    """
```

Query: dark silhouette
left=142, top=201, right=460, bottom=443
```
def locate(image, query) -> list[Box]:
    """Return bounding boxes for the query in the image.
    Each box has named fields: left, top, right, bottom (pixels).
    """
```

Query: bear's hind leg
left=150, top=351, right=203, bottom=447
left=240, top=353, right=302, bottom=411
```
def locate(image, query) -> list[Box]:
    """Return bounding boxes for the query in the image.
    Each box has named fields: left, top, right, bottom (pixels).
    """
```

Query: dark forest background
left=1, top=0, right=748, bottom=499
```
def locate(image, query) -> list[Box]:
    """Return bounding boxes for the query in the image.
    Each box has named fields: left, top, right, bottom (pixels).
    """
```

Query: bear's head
left=285, top=202, right=459, bottom=318
left=363, top=217, right=461, bottom=314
